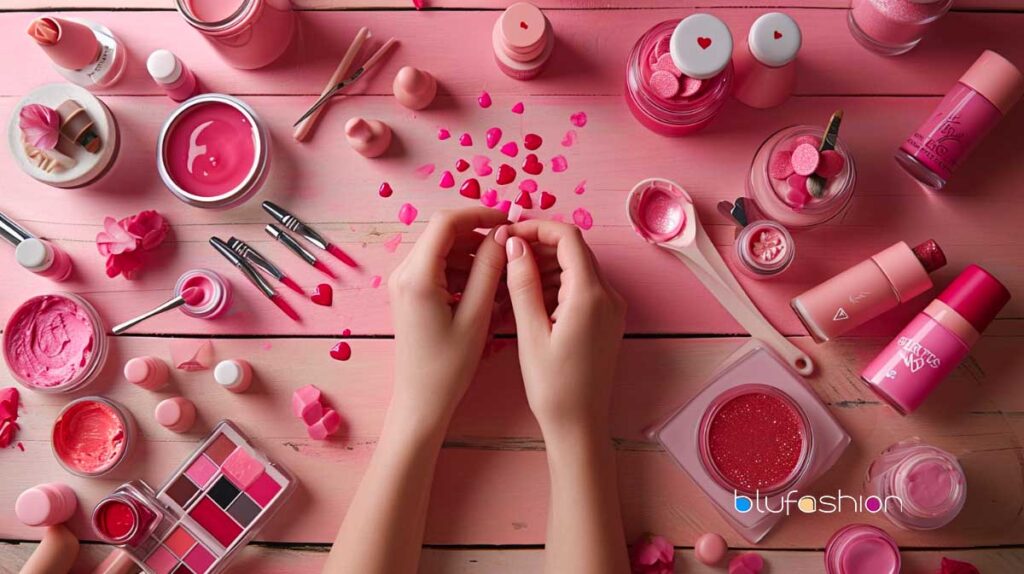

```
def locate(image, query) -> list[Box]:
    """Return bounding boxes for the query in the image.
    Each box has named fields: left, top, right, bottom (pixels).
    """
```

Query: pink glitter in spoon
left=398, top=204, right=418, bottom=226
left=414, top=163, right=436, bottom=179
left=471, top=155, right=493, bottom=176
left=519, top=179, right=538, bottom=194
left=511, top=102, right=525, bottom=114
left=384, top=233, right=403, bottom=252
left=561, top=130, right=578, bottom=147
left=550, top=155, right=568, bottom=173
left=570, top=112, right=588, bottom=127
left=572, top=207, right=593, bottom=230
left=459, top=132, right=473, bottom=146
left=485, top=127, right=502, bottom=149
left=437, top=128, right=451, bottom=141
left=500, top=141, right=519, bottom=157
left=539, top=191, right=556, bottom=210
left=378, top=182, right=393, bottom=198
left=478, top=91, right=492, bottom=108
left=439, top=170, right=456, bottom=188
left=524, top=133, right=542, bottom=151
left=480, top=188, right=499, bottom=207
left=574, top=180, right=587, bottom=195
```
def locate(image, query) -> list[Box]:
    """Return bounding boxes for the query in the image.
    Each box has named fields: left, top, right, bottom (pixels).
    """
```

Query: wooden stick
left=293, top=26, right=370, bottom=143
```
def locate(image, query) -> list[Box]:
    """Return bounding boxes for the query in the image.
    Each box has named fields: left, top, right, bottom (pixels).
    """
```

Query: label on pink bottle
left=862, top=314, right=969, bottom=413
left=899, top=83, right=1003, bottom=181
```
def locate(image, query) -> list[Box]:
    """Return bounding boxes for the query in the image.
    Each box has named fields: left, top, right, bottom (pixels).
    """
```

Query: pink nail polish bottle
left=791, top=240, right=947, bottom=342
left=848, top=0, right=951, bottom=56
left=492, top=2, right=554, bottom=81
left=861, top=264, right=1011, bottom=414
left=866, top=438, right=966, bottom=530
left=15, top=238, right=73, bottom=281
left=896, top=50, right=1024, bottom=190
left=147, top=49, right=199, bottom=102
left=733, top=12, right=801, bottom=109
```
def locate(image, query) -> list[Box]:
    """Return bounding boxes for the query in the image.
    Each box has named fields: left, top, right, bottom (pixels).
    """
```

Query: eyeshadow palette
left=93, top=420, right=295, bottom=574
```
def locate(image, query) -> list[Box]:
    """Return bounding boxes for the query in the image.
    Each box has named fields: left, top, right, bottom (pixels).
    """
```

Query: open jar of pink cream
left=3, top=293, right=108, bottom=393
left=157, top=94, right=270, bottom=209
left=746, top=125, right=856, bottom=229
left=175, top=0, right=296, bottom=70
left=733, top=220, right=794, bottom=279
left=175, top=268, right=233, bottom=318
left=52, top=396, right=136, bottom=477
left=625, top=15, right=734, bottom=136
left=824, top=523, right=901, bottom=574
left=866, top=438, right=966, bottom=530
left=848, top=0, right=951, bottom=56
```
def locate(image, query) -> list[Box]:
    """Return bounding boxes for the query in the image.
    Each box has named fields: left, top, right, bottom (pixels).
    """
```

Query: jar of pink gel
left=848, top=0, right=952, bottom=56
left=52, top=396, right=136, bottom=477
left=175, top=0, right=296, bottom=70
left=175, top=268, right=233, bottom=318
left=625, top=15, right=734, bottom=136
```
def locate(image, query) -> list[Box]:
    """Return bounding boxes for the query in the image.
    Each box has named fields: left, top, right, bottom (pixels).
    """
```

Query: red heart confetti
left=496, top=163, right=517, bottom=185
left=312, top=283, right=333, bottom=306
left=524, top=133, right=543, bottom=150
left=514, top=190, right=533, bottom=209
left=774, top=30, right=783, bottom=39
left=459, top=178, right=481, bottom=199
left=522, top=153, right=543, bottom=175
left=455, top=158, right=469, bottom=172
left=330, top=341, right=352, bottom=361
left=539, top=191, right=556, bottom=210
left=378, top=182, right=393, bottom=198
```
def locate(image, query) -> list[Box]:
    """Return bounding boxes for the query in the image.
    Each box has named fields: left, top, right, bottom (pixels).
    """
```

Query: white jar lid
left=214, top=360, right=243, bottom=387
left=748, top=12, right=801, bottom=67
left=15, top=238, right=50, bottom=271
left=670, top=13, right=733, bottom=80
left=147, top=49, right=182, bottom=84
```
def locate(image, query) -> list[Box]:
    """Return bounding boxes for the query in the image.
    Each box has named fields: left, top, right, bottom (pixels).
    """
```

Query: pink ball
left=694, top=532, right=728, bottom=565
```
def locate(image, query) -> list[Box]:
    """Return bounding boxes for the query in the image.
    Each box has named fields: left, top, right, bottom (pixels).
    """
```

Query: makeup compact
left=653, top=341, right=850, bottom=542
left=93, top=420, right=296, bottom=574
left=157, top=94, right=270, bottom=209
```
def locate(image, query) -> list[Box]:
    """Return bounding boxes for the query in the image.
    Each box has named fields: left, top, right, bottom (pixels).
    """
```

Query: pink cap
left=155, top=397, right=196, bottom=433
left=872, top=241, right=944, bottom=303
left=15, top=483, right=77, bottom=527
left=27, top=17, right=101, bottom=71
left=124, top=357, right=169, bottom=391
left=959, top=50, right=1024, bottom=116
left=498, top=3, right=549, bottom=62
left=937, top=265, right=1010, bottom=334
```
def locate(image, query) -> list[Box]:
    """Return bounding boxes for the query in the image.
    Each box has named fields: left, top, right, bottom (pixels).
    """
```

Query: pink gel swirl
left=53, top=399, right=126, bottom=474
left=4, top=295, right=96, bottom=390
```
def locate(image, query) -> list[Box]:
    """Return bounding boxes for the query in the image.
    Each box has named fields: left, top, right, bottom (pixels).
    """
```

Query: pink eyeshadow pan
left=145, top=546, right=178, bottom=574
left=222, top=447, right=263, bottom=489
left=245, top=471, right=281, bottom=507
left=185, top=543, right=216, bottom=574
left=186, top=455, right=218, bottom=488
left=205, top=434, right=237, bottom=465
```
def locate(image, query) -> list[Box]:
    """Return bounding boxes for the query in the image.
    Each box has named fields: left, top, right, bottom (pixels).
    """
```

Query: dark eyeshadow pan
left=166, top=476, right=199, bottom=508
left=227, top=493, right=261, bottom=527
left=209, top=476, right=240, bottom=509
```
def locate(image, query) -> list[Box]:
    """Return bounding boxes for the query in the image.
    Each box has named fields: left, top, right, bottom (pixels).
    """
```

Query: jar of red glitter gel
left=733, top=220, right=794, bottom=280
left=746, top=124, right=856, bottom=229
left=492, top=2, right=554, bottom=81
left=625, top=14, right=734, bottom=136
left=174, top=268, right=232, bottom=319
left=848, top=0, right=951, bottom=56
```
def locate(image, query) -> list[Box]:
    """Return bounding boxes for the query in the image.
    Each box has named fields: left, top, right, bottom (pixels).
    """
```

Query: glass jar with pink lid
left=176, top=0, right=296, bottom=70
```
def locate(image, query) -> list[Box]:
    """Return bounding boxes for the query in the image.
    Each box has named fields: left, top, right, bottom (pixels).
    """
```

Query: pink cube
left=291, top=385, right=322, bottom=418
left=308, top=409, right=341, bottom=440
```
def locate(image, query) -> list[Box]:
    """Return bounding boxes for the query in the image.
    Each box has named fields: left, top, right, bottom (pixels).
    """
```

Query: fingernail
left=494, top=225, right=510, bottom=246
left=506, top=237, right=525, bottom=261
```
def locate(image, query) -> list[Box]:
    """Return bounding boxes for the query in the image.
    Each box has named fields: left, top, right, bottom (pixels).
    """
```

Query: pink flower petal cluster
left=96, top=210, right=170, bottom=279
left=630, top=534, right=674, bottom=574
left=18, top=104, right=60, bottom=150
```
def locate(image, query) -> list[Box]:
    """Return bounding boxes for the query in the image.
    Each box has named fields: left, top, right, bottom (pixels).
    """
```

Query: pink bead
left=485, top=127, right=503, bottom=149
left=500, top=141, right=519, bottom=157
left=791, top=143, right=820, bottom=176
left=459, top=132, right=473, bottom=146
left=649, top=70, right=680, bottom=98
left=769, top=151, right=794, bottom=180
left=694, top=533, right=728, bottom=565
left=816, top=149, right=845, bottom=178
left=439, top=170, right=455, bottom=189
left=480, top=188, right=499, bottom=207
left=308, top=408, right=342, bottom=440
left=511, top=101, right=525, bottom=114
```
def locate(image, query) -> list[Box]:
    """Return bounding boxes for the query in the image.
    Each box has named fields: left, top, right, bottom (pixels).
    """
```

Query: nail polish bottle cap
left=15, top=238, right=53, bottom=271
left=747, top=12, right=801, bottom=68
left=959, top=50, right=1024, bottom=116
left=937, top=264, right=1010, bottom=334
left=147, top=49, right=183, bottom=85
left=670, top=13, right=733, bottom=80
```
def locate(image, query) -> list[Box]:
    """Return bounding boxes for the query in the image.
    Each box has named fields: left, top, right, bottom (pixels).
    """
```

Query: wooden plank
left=2, top=10, right=1024, bottom=98
left=2, top=95, right=1022, bottom=336
left=1, top=337, right=1022, bottom=547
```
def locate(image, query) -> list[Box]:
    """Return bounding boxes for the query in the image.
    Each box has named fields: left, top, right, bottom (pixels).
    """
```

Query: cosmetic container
left=492, top=2, right=554, bottom=80
left=654, top=341, right=850, bottom=542
left=862, top=264, right=1011, bottom=414
left=733, top=12, right=801, bottom=109
left=625, top=15, right=734, bottom=136
left=15, top=238, right=73, bottom=281
left=125, top=357, right=171, bottom=391
left=175, top=269, right=233, bottom=319
left=896, top=50, right=1024, bottom=190
left=867, top=438, right=966, bottom=530
left=848, top=0, right=951, bottom=56
left=148, top=49, right=199, bottom=102
left=52, top=397, right=136, bottom=477
left=733, top=220, right=794, bottom=279
left=215, top=360, right=253, bottom=393
left=158, top=94, right=270, bottom=209
left=3, top=293, right=109, bottom=394
left=746, top=124, right=855, bottom=229
left=156, top=397, right=198, bottom=433
left=791, top=239, right=946, bottom=342
left=175, top=0, right=295, bottom=70
left=28, top=17, right=128, bottom=88
left=824, top=523, right=901, bottom=574
left=16, top=483, right=78, bottom=527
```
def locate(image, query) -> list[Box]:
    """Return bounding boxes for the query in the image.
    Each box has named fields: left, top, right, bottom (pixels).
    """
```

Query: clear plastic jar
left=52, top=396, right=136, bottom=477
left=825, top=523, right=901, bottom=574
left=176, top=0, right=296, bottom=70
left=746, top=125, right=856, bottom=229
left=175, top=268, right=233, bottom=318
left=848, top=0, right=952, bottom=56
left=867, top=439, right=966, bottom=530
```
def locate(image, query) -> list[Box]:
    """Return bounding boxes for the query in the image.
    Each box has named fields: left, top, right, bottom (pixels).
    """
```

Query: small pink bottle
left=862, top=264, right=1011, bottom=414
left=492, top=2, right=554, bottom=80
left=791, top=240, right=946, bottom=342
left=147, top=49, right=198, bottom=102
left=15, top=237, right=73, bottom=281
left=175, top=0, right=296, bottom=70
left=15, top=483, right=78, bottom=526
left=896, top=50, right=1024, bottom=190
left=733, top=12, right=801, bottom=109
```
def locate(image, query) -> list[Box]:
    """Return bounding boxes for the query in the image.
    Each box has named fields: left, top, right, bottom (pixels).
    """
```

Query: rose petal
left=18, top=104, right=60, bottom=150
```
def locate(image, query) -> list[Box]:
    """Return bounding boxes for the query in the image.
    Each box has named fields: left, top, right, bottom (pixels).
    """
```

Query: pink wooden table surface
left=2, top=1, right=1024, bottom=573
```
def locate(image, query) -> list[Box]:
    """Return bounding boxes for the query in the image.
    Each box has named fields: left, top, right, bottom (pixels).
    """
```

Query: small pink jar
left=733, top=220, right=794, bottom=279
left=848, top=0, right=951, bottom=56
left=867, top=438, right=966, bottom=530
left=176, top=0, right=296, bottom=70
left=733, top=12, right=801, bottom=109
left=492, top=2, right=554, bottom=80
left=175, top=269, right=233, bottom=318
left=824, top=524, right=901, bottom=574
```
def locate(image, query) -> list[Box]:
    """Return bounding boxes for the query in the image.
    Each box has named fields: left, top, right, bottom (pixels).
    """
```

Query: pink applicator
left=262, top=201, right=357, bottom=267
left=226, top=237, right=304, bottom=295
left=210, top=237, right=300, bottom=322
left=112, top=286, right=205, bottom=335
left=265, top=224, right=337, bottom=279
left=627, top=178, right=813, bottom=375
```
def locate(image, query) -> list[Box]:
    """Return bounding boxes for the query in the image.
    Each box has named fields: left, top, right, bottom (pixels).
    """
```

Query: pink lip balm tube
left=896, top=50, right=1024, bottom=191
left=733, top=12, right=801, bottom=109
left=16, top=238, right=73, bottom=281
left=791, top=240, right=946, bottom=342
left=861, top=264, right=1011, bottom=414
left=15, top=483, right=78, bottom=527
left=147, top=49, right=199, bottom=102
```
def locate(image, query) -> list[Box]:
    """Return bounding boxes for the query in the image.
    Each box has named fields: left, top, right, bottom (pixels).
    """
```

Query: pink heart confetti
left=478, top=91, right=492, bottom=108
left=330, top=342, right=352, bottom=361
left=497, top=199, right=512, bottom=214
left=311, top=283, right=333, bottom=306
left=481, top=188, right=499, bottom=207
left=439, top=170, right=455, bottom=188
left=514, top=190, right=532, bottom=209
left=459, top=132, right=473, bottom=146
left=572, top=207, right=593, bottom=230
left=570, top=111, right=588, bottom=127
left=550, top=155, right=568, bottom=173
left=414, top=163, right=436, bottom=179
left=519, top=179, right=538, bottom=194
left=500, top=141, right=519, bottom=157
left=539, top=191, right=556, bottom=210
left=378, top=182, right=393, bottom=198
left=574, top=180, right=587, bottom=195
left=485, top=127, right=503, bottom=149
left=728, top=553, right=764, bottom=574
left=561, top=130, right=578, bottom=147
left=398, top=204, right=418, bottom=226
left=384, top=233, right=403, bottom=252
left=496, top=163, right=516, bottom=185
left=437, top=128, right=450, bottom=141
left=524, top=133, right=542, bottom=150
left=471, top=155, right=493, bottom=176
left=370, top=275, right=383, bottom=288
left=511, top=102, right=525, bottom=114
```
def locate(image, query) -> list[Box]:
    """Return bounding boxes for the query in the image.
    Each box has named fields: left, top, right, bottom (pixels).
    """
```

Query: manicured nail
left=506, top=237, right=525, bottom=261
left=494, top=224, right=510, bottom=246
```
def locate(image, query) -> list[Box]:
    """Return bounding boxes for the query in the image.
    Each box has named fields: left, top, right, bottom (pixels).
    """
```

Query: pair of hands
left=387, top=207, right=626, bottom=436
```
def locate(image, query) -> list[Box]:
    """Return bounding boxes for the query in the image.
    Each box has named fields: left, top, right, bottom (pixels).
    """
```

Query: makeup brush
left=265, top=225, right=336, bottom=279
left=807, top=110, right=843, bottom=198
left=292, top=37, right=398, bottom=127
left=112, top=287, right=204, bottom=335
left=294, top=26, right=370, bottom=142
left=262, top=201, right=357, bottom=267
left=210, top=237, right=300, bottom=322
left=226, top=237, right=304, bottom=295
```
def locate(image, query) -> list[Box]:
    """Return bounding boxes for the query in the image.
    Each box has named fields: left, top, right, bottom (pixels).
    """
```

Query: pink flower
left=630, top=534, right=674, bottom=574
left=19, top=104, right=60, bottom=150
left=123, top=210, right=169, bottom=250
left=939, top=557, right=980, bottom=574
left=96, top=217, right=137, bottom=256
left=95, top=210, right=170, bottom=279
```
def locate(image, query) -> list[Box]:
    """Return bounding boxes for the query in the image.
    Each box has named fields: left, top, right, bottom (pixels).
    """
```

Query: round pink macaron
left=791, top=143, right=820, bottom=176
left=155, top=397, right=196, bottom=433
left=694, top=532, right=728, bottom=565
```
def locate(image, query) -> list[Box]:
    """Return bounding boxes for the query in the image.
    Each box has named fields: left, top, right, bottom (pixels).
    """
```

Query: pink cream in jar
left=158, top=94, right=269, bottom=209
left=176, top=0, right=295, bottom=70
left=52, top=396, right=135, bottom=477
left=733, top=220, right=794, bottom=279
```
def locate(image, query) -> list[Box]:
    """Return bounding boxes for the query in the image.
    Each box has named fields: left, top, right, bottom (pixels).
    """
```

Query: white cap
left=15, top=238, right=52, bottom=271
left=748, top=12, right=801, bottom=67
left=670, top=13, right=733, bottom=80
left=147, top=49, right=182, bottom=84
left=214, top=360, right=244, bottom=387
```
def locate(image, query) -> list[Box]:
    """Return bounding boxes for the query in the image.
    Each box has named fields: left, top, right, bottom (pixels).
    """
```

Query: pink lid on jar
left=498, top=2, right=549, bottom=61
left=937, top=264, right=1010, bottom=333
left=872, top=240, right=945, bottom=303
left=959, top=50, right=1024, bottom=116
left=15, top=483, right=77, bottom=526
left=155, top=397, right=197, bottom=433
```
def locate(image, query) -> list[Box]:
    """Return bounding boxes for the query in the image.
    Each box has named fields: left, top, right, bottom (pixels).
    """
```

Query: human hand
left=388, top=208, right=508, bottom=431
left=496, top=221, right=626, bottom=436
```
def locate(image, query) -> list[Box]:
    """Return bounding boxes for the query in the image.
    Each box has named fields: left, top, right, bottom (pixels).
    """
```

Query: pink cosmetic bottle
left=733, top=12, right=801, bottom=109
left=867, top=438, right=966, bottom=530
left=492, top=2, right=554, bottom=81
left=896, top=50, right=1024, bottom=190
left=147, top=49, right=199, bottom=102
left=175, top=0, right=296, bottom=70
left=15, top=237, right=74, bottom=281
left=27, top=17, right=128, bottom=88
left=791, top=239, right=946, bottom=342
left=861, top=264, right=1011, bottom=414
